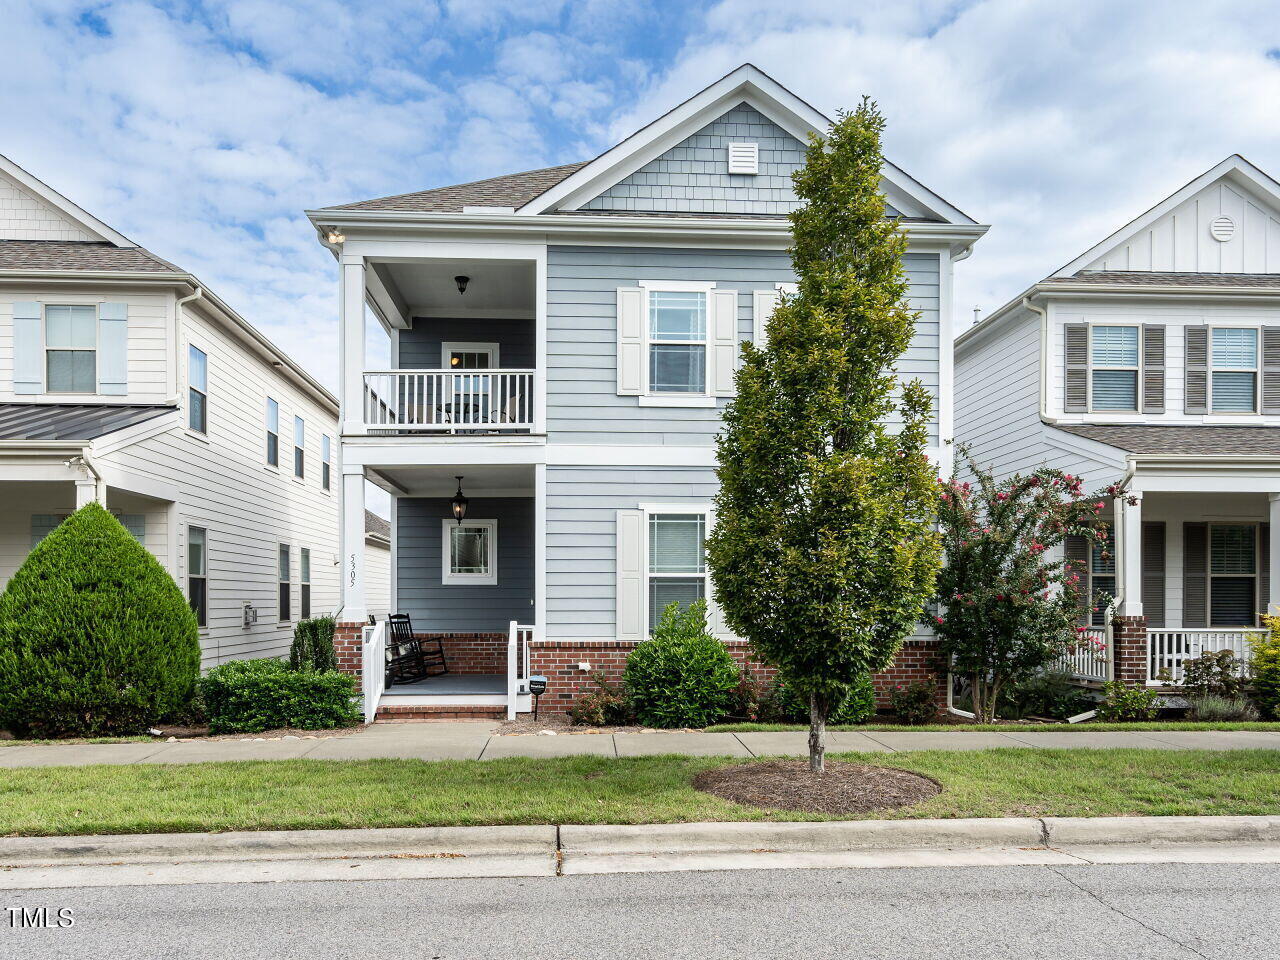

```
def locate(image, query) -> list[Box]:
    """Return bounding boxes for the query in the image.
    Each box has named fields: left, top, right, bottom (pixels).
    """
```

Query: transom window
left=188, top=345, right=208, bottom=433
left=647, top=512, right=707, bottom=631
left=45, top=304, right=97, bottom=393
left=648, top=291, right=707, bottom=394
left=1089, top=326, right=1139, bottom=412
left=1210, top=327, right=1258, bottom=413
left=442, top=519, right=497, bottom=585
left=1209, top=524, right=1256, bottom=626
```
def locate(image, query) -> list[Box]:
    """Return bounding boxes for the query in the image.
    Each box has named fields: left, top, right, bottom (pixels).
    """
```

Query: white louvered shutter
left=616, top=509, right=645, bottom=642
left=710, top=288, right=738, bottom=396
left=12, top=301, right=42, bottom=395
left=616, top=287, right=644, bottom=396
left=98, top=302, right=128, bottom=396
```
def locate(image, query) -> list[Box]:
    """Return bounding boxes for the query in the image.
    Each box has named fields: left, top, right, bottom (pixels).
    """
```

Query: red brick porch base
left=332, top=625, right=507, bottom=681
left=1111, top=615, right=1149, bottom=686
left=334, top=622, right=363, bottom=679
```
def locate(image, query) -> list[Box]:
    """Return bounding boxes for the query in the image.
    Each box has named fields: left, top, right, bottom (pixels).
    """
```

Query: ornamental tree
left=707, top=99, right=941, bottom=773
left=933, top=453, right=1122, bottom=723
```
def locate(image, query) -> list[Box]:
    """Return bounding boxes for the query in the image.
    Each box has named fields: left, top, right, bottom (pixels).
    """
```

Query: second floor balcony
left=363, top=368, right=535, bottom=434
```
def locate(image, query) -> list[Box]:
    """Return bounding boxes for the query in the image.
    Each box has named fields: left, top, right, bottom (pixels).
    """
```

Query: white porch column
left=339, top=256, right=367, bottom=437
left=74, top=477, right=102, bottom=508
left=340, top=467, right=368, bottom=623
left=1117, top=491, right=1143, bottom=617
left=1270, top=493, right=1280, bottom=615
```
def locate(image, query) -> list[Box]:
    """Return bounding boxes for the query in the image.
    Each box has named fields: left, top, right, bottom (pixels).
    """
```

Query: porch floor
left=382, top=674, right=505, bottom=697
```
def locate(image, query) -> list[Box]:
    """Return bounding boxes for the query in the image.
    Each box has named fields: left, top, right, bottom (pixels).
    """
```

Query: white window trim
left=441, top=518, right=498, bottom=586
left=1207, top=323, right=1261, bottom=416
left=43, top=303, right=100, bottom=395
left=441, top=342, right=500, bottom=369
left=639, top=502, right=711, bottom=641
left=638, top=281, right=716, bottom=405
left=1087, top=322, right=1141, bottom=415
left=185, top=341, right=210, bottom=440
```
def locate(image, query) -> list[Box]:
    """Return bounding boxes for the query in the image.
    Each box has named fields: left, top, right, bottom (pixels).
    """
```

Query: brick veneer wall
left=334, top=622, right=363, bottom=679
left=1111, top=615, right=1149, bottom=686
left=332, top=626, right=507, bottom=680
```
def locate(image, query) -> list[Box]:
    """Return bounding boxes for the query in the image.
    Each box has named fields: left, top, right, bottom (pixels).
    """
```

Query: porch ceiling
left=380, top=258, right=534, bottom=315
left=370, top=463, right=534, bottom=497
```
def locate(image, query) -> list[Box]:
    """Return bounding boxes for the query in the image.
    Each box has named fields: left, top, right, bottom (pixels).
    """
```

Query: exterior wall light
left=455, top=275, right=469, bottom=294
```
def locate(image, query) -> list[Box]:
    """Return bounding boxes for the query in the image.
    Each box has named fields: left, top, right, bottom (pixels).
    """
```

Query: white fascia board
left=89, top=410, right=182, bottom=457
left=0, top=152, right=134, bottom=246
left=1041, top=425, right=1129, bottom=471
left=1051, top=154, right=1280, bottom=278
left=1130, top=456, right=1280, bottom=494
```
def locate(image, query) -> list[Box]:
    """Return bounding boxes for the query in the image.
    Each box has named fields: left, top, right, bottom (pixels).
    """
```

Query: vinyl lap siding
left=398, top=317, right=535, bottom=369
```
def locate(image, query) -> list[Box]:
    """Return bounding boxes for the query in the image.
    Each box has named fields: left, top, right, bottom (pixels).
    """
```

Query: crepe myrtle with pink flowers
left=932, top=451, right=1130, bottom=723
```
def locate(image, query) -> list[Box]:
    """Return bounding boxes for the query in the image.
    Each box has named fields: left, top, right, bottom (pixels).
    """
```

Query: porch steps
left=375, top=703, right=506, bottom=722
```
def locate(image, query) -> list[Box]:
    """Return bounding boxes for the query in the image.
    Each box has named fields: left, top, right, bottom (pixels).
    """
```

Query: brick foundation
left=1111, top=615, right=1149, bottom=686
left=334, top=622, right=364, bottom=680
left=428, top=633, right=506, bottom=675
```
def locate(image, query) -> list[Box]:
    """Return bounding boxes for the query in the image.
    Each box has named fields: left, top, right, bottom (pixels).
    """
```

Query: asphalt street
left=3, top=861, right=1276, bottom=960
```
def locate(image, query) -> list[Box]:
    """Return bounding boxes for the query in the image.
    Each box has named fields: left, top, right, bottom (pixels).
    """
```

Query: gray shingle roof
left=1069, top=271, right=1280, bottom=288
left=0, top=404, right=175, bottom=441
left=322, top=162, right=590, bottom=213
left=1053, top=423, right=1280, bottom=456
left=0, top=240, right=182, bottom=274
left=365, top=509, right=390, bottom=541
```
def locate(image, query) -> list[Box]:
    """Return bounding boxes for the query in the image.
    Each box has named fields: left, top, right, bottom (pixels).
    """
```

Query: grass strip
left=707, top=721, right=1280, bottom=733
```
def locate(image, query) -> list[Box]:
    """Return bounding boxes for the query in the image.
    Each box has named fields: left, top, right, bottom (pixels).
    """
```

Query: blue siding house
left=307, top=64, right=986, bottom=720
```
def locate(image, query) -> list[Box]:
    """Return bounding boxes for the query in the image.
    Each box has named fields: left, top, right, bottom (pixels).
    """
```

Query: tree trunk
left=809, top=692, right=826, bottom=774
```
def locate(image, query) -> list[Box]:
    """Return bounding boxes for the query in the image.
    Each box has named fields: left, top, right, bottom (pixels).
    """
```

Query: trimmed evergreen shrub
left=0, top=502, right=201, bottom=737
left=1252, top=618, right=1280, bottom=720
left=889, top=680, right=940, bottom=725
left=290, top=616, right=337, bottom=672
left=200, top=659, right=361, bottom=733
left=773, top=673, right=876, bottom=725
left=623, top=600, right=739, bottom=728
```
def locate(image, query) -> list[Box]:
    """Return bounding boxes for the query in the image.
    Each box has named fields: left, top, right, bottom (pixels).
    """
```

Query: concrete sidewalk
left=3, top=723, right=1280, bottom=767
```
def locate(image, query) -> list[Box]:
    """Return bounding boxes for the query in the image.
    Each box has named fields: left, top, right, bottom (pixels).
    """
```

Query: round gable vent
left=1209, top=215, right=1235, bottom=242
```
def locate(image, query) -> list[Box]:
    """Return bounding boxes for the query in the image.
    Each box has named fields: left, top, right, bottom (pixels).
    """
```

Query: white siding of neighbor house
left=0, top=286, right=173, bottom=404
left=0, top=171, right=96, bottom=241
left=365, top=540, right=391, bottom=621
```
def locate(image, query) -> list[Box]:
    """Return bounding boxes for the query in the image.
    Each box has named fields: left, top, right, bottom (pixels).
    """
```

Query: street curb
left=1044, top=815, right=1280, bottom=846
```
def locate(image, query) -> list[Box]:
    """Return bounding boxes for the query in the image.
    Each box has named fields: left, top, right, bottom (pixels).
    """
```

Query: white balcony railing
left=1058, top=626, right=1110, bottom=682
left=1146, top=628, right=1263, bottom=685
left=363, top=369, right=535, bottom=433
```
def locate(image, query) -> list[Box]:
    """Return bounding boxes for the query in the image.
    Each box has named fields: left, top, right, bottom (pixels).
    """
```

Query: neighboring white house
left=0, top=153, right=340, bottom=666
left=309, top=64, right=986, bottom=719
left=364, top=509, right=391, bottom=621
left=956, top=154, right=1280, bottom=688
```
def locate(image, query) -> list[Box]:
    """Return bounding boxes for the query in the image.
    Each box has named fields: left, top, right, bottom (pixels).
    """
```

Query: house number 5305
left=348, top=553, right=357, bottom=587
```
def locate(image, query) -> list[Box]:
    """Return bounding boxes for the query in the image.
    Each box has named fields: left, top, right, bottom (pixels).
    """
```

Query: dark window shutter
left=1183, top=522, right=1208, bottom=627
left=1260, top=523, right=1270, bottom=620
left=1184, top=326, right=1208, bottom=414
left=1141, top=521, right=1166, bottom=627
left=1064, top=534, right=1090, bottom=624
left=1262, top=328, right=1280, bottom=414
left=1142, top=324, right=1165, bottom=413
left=1064, top=324, right=1088, bottom=413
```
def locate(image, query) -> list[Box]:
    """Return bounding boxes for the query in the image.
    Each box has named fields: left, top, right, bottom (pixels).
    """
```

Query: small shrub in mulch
left=693, top=760, right=941, bottom=815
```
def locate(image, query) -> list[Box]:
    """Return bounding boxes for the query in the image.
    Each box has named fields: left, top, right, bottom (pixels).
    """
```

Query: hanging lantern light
left=451, top=476, right=468, bottom=524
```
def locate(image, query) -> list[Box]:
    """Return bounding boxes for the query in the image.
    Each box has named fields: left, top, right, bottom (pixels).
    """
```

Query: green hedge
left=623, top=600, right=739, bottom=728
left=200, top=659, right=361, bottom=733
left=290, top=616, right=337, bottom=672
left=0, top=502, right=200, bottom=737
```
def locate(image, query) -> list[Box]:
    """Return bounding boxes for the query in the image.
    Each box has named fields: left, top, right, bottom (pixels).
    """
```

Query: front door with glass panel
left=445, top=346, right=495, bottom=426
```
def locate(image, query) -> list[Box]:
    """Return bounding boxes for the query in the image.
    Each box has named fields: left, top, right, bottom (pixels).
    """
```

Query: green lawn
left=3, top=749, right=1279, bottom=836
left=707, top=721, right=1280, bottom=733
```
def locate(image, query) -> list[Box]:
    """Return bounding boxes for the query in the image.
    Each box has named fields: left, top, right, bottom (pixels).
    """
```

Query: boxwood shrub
left=624, top=600, right=739, bottom=728
left=0, top=502, right=201, bottom=737
left=200, top=659, right=361, bottom=733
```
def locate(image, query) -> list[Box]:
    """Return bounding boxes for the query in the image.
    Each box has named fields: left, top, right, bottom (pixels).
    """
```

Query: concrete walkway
left=3, top=724, right=1280, bottom=767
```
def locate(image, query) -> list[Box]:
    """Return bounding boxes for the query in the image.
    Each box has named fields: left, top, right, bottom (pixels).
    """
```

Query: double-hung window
left=1210, top=327, right=1258, bottom=413
left=321, top=435, right=332, bottom=491
left=1209, top=524, right=1256, bottom=626
left=293, top=416, right=305, bottom=479
left=300, top=547, right=311, bottom=620
left=278, top=544, right=291, bottom=622
left=188, top=345, right=208, bottom=433
left=1089, top=326, right=1139, bottom=412
left=266, top=398, right=279, bottom=467
left=442, top=519, right=497, bottom=585
left=648, top=291, right=707, bottom=394
left=45, top=305, right=97, bottom=393
left=647, top=512, right=707, bottom=630
left=188, top=526, right=207, bottom=628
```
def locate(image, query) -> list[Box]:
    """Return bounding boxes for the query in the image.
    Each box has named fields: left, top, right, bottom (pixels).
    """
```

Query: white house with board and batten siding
left=0, top=152, right=342, bottom=666
left=308, top=64, right=986, bottom=722
left=956, top=154, right=1280, bottom=692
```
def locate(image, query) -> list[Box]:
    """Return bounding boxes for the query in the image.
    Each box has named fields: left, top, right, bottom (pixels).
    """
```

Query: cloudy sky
left=6, top=0, right=1280, bottom=391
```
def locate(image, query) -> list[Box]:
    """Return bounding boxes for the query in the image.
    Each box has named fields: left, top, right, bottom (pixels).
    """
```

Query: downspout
left=173, top=285, right=203, bottom=402
left=1024, top=295, right=1058, bottom=424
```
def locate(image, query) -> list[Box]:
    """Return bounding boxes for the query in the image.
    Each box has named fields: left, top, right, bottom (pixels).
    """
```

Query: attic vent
left=727, top=142, right=759, bottom=175
left=1209, top=216, right=1235, bottom=242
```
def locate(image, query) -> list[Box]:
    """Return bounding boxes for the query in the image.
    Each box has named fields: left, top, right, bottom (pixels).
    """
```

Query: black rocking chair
left=383, top=614, right=448, bottom=688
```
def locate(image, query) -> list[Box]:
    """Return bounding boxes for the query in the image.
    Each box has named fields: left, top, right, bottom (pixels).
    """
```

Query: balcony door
left=442, top=343, right=498, bottom=427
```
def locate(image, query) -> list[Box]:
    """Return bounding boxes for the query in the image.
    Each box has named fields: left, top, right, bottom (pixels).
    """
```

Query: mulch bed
left=694, top=759, right=942, bottom=815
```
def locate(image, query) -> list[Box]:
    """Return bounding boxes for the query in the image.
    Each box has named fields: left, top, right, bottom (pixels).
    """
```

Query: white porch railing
left=1058, top=626, right=1110, bottom=682
left=1146, top=628, right=1263, bottom=685
left=362, top=619, right=387, bottom=723
left=363, top=369, right=535, bottom=432
left=507, top=621, right=534, bottom=721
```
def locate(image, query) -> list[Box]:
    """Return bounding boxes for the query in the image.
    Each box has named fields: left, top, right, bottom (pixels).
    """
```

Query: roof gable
left=521, top=63, right=972, bottom=224
left=1054, top=155, right=1280, bottom=277
left=0, top=154, right=133, bottom=246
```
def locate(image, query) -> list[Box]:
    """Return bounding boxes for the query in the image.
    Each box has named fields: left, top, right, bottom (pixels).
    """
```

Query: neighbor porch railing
left=1058, top=626, right=1110, bottom=682
left=1146, top=628, right=1263, bottom=686
left=363, top=370, right=535, bottom=432
left=507, top=621, right=534, bottom=721
left=362, top=619, right=387, bottom=723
